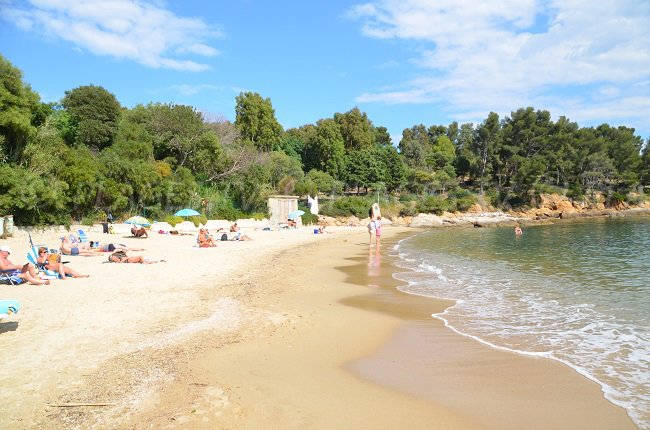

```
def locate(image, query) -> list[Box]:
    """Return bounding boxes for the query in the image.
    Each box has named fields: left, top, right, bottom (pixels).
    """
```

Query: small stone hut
left=268, top=195, right=300, bottom=226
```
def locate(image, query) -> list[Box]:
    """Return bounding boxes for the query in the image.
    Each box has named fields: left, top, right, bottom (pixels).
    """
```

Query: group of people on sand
left=1, top=245, right=53, bottom=285
left=197, top=223, right=252, bottom=247
left=0, top=229, right=166, bottom=285
left=0, top=244, right=93, bottom=285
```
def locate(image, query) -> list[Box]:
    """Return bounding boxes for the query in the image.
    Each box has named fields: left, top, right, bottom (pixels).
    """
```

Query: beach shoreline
left=0, top=224, right=639, bottom=429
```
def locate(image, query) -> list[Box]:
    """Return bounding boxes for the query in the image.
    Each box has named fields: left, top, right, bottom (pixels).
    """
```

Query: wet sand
left=343, top=236, right=637, bottom=430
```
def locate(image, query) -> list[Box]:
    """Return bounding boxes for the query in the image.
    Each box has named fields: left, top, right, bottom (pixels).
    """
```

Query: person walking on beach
left=367, top=216, right=376, bottom=247
left=374, top=216, right=382, bottom=249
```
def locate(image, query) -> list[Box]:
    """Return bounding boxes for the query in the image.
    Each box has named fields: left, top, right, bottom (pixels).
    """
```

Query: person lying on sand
left=94, top=243, right=145, bottom=253
left=36, top=247, right=89, bottom=279
left=108, top=250, right=163, bottom=264
left=0, top=245, right=49, bottom=285
left=61, top=236, right=102, bottom=256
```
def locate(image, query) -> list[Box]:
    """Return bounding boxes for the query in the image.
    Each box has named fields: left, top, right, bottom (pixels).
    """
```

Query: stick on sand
left=46, top=402, right=116, bottom=407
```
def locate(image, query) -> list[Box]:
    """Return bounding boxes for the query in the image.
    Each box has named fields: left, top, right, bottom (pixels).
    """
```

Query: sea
left=392, top=217, right=650, bottom=429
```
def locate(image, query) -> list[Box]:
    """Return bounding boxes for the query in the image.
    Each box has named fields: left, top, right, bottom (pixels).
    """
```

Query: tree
left=267, top=151, right=304, bottom=191
left=334, top=107, right=375, bottom=151
left=640, top=138, right=650, bottom=186
left=278, top=134, right=304, bottom=165
left=302, top=119, right=346, bottom=179
left=399, top=124, right=430, bottom=169
left=374, top=126, right=392, bottom=147
left=474, top=112, right=501, bottom=194
left=61, top=85, right=121, bottom=150
left=427, top=135, right=456, bottom=171
left=345, top=149, right=384, bottom=193
left=0, top=164, right=69, bottom=225
left=596, top=124, right=642, bottom=189
left=380, top=145, right=407, bottom=191
left=296, top=169, right=343, bottom=196
left=497, top=107, right=552, bottom=192
left=235, top=92, right=283, bottom=151
left=139, top=103, right=205, bottom=166
left=454, top=123, right=476, bottom=181
left=0, top=54, right=44, bottom=163
left=545, top=116, right=579, bottom=187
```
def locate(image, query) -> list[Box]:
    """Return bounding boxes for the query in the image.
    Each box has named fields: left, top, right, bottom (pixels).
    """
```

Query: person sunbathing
left=0, top=245, right=50, bottom=285
left=108, top=250, right=162, bottom=264
left=60, top=236, right=102, bottom=256
left=36, top=247, right=88, bottom=279
left=131, top=225, right=148, bottom=238
left=198, top=228, right=216, bottom=247
left=229, top=223, right=252, bottom=241
left=97, top=243, right=144, bottom=252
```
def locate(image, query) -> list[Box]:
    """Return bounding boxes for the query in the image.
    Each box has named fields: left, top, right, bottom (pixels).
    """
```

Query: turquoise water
left=393, top=217, right=650, bottom=429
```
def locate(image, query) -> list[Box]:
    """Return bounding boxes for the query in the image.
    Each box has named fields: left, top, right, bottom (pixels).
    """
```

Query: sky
left=2, top=0, right=650, bottom=144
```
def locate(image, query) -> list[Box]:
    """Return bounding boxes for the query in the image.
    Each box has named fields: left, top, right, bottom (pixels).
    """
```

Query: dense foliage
left=1, top=55, right=648, bottom=225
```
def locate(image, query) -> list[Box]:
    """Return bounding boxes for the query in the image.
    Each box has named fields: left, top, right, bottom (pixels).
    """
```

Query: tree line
left=1, top=54, right=649, bottom=225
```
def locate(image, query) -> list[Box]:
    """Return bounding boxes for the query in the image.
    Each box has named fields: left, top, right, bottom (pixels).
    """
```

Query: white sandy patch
left=0, top=223, right=358, bottom=428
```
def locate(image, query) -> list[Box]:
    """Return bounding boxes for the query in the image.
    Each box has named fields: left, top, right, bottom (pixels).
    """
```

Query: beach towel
left=0, top=270, right=23, bottom=285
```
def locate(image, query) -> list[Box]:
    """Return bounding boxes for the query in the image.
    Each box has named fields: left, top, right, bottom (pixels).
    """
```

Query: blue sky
left=2, top=0, right=650, bottom=144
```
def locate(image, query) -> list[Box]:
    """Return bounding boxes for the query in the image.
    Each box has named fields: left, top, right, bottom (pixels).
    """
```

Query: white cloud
left=1, top=0, right=222, bottom=71
left=349, top=0, right=650, bottom=134
left=167, top=83, right=226, bottom=96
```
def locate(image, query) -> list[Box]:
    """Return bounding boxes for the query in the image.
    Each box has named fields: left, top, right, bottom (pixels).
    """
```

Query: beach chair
left=26, top=247, right=60, bottom=279
left=77, top=229, right=89, bottom=243
left=0, top=269, right=23, bottom=285
left=0, top=299, right=20, bottom=320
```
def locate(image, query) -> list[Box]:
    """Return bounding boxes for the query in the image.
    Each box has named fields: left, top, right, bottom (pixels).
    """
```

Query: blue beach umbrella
left=174, top=208, right=200, bottom=217
left=124, top=216, right=151, bottom=227
left=287, top=210, right=305, bottom=220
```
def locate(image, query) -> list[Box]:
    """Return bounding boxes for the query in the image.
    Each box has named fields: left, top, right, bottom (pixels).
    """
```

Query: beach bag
left=221, top=233, right=228, bottom=241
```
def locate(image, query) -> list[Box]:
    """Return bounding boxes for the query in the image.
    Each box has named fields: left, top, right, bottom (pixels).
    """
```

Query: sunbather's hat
left=0, top=245, right=11, bottom=254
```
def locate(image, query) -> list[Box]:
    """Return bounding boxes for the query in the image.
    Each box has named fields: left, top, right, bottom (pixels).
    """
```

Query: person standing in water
left=374, top=216, right=382, bottom=249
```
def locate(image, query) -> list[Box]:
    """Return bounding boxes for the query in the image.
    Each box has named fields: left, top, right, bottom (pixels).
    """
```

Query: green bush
left=626, top=193, right=643, bottom=205
left=81, top=214, right=96, bottom=226
left=193, top=214, right=208, bottom=227
left=417, top=195, right=453, bottom=215
left=250, top=212, right=268, bottom=221
left=448, top=188, right=477, bottom=212
left=399, top=203, right=418, bottom=217
left=301, top=212, right=319, bottom=225
left=164, top=215, right=184, bottom=227
left=323, top=196, right=373, bottom=218
left=566, top=183, right=585, bottom=201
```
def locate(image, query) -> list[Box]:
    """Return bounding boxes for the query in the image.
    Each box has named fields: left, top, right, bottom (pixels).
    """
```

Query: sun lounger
left=77, top=229, right=89, bottom=243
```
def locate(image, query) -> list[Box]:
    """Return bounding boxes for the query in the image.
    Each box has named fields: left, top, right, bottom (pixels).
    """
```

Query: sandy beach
left=0, top=224, right=638, bottom=429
